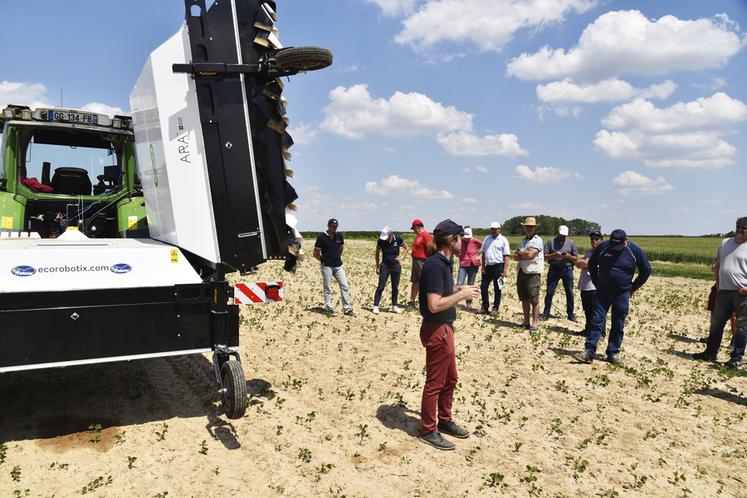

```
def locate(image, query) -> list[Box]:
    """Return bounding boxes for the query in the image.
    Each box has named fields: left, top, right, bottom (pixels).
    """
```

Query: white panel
left=0, top=238, right=201, bottom=293
left=130, top=24, right=221, bottom=264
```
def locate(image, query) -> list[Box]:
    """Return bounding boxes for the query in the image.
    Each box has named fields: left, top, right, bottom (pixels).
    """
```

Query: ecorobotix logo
left=110, top=263, right=132, bottom=274
left=11, top=265, right=37, bottom=277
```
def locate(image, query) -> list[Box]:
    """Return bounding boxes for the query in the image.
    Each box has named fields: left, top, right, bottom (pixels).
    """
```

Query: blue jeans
left=584, top=289, right=630, bottom=356
left=705, top=291, right=747, bottom=361
left=458, top=266, right=479, bottom=306
left=321, top=265, right=352, bottom=312
left=543, top=265, right=575, bottom=317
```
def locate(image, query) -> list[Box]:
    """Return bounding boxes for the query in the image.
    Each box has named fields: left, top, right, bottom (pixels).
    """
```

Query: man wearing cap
left=574, top=229, right=651, bottom=364
left=480, top=222, right=511, bottom=315
left=514, top=217, right=544, bottom=332
left=693, top=217, right=747, bottom=368
left=541, top=225, right=579, bottom=322
left=408, top=219, right=433, bottom=309
left=457, top=227, right=483, bottom=310
left=373, top=226, right=407, bottom=314
left=418, top=219, right=480, bottom=450
left=314, top=219, right=355, bottom=316
left=576, top=231, right=604, bottom=336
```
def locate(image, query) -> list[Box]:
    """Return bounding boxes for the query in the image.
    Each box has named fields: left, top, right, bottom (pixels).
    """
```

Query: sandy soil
left=1, top=239, right=745, bottom=497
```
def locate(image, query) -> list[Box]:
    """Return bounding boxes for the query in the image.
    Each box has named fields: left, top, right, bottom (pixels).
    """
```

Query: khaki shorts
left=517, top=271, right=541, bottom=304
left=411, top=258, right=426, bottom=283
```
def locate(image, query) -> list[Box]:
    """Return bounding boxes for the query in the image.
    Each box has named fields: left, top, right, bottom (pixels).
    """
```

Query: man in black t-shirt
left=418, top=219, right=480, bottom=451
left=314, top=218, right=355, bottom=316
left=372, top=226, right=407, bottom=314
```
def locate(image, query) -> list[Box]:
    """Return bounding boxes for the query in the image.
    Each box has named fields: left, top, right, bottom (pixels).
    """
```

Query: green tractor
left=0, top=105, right=147, bottom=239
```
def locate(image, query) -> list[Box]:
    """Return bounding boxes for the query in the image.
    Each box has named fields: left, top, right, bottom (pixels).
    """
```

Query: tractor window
left=21, top=129, right=123, bottom=196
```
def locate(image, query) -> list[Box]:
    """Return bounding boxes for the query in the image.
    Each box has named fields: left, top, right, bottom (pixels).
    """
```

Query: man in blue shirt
left=314, top=218, right=355, bottom=316
left=574, top=229, right=651, bottom=364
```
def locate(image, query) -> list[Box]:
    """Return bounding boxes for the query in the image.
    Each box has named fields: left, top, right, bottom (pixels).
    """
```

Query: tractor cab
left=0, top=105, right=147, bottom=238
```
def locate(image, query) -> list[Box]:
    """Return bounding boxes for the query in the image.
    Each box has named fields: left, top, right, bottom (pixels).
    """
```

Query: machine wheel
left=273, top=46, right=333, bottom=73
left=220, top=360, right=247, bottom=419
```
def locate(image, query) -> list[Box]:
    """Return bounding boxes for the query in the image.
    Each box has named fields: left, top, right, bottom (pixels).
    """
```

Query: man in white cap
left=372, top=226, right=406, bottom=314
left=541, top=225, right=579, bottom=322
left=514, top=217, right=544, bottom=332
left=480, top=222, right=511, bottom=315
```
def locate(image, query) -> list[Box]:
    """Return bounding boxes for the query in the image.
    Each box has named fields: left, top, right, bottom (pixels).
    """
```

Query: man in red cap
left=408, top=219, right=432, bottom=309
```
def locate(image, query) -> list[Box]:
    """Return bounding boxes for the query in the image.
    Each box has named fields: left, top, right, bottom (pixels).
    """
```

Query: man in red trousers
left=418, top=219, right=480, bottom=450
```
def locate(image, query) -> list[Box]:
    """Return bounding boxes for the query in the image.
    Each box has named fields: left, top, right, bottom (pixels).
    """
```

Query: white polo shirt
left=482, top=234, right=511, bottom=265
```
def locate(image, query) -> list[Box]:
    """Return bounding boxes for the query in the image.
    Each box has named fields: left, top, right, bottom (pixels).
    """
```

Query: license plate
left=48, top=110, right=98, bottom=125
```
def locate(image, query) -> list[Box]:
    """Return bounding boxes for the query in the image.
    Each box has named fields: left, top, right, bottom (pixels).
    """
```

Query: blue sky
left=1, top=0, right=746, bottom=235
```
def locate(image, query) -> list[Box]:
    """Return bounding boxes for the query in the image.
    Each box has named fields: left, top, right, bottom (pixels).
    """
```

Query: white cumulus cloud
left=507, top=10, right=744, bottom=81
left=437, top=131, right=528, bottom=156
left=321, top=84, right=472, bottom=139
left=514, top=164, right=576, bottom=183
left=81, top=102, right=124, bottom=117
left=594, top=93, right=747, bottom=169
left=537, top=78, right=677, bottom=104
left=613, top=170, right=673, bottom=195
left=287, top=122, right=319, bottom=145
left=0, top=81, right=125, bottom=116
left=365, top=175, right=454, bottom=199
left=394, top=0, right=597, bottom=53
left=367, top=0, right=418, bottom=16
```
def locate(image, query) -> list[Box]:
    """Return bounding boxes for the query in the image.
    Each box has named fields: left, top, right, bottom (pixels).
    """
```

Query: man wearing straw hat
left=514, top=217, right=544, bottom=333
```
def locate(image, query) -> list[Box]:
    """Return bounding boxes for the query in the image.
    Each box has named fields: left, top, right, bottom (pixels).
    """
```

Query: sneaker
left=692, top=351, right=717, bottom=362
left=522, top=323, right=531, bottom=330
left=407, top=301, right=417, bottom=309
left=437, top=420, right=470, bottom=439
left=724, top=358, right=742, bottom=369
left=529, top=326, right=540, bottom=334
left=391, top=306, right=402, bottom=314
left=574, top=350, right=594, bottom=363
left=480, top=308, right=491, bottom=315
left=344, top=309, right=357, bottom=317
left=567, top=315, right=578, bottom=323
left=325, top=307, right=336, bottom=315
left=372, top=306, right=380, bottom=314
left=607, top=354, right=622, bottom=365
left=418, top=431, right=455, bottom=451
left=539, top=314, right=550, bottom=321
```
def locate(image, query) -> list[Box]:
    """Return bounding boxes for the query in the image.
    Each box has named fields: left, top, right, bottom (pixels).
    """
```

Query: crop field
left=1, top=239, right=744, bottom=497
left=309, top=232, right=723, bottom=280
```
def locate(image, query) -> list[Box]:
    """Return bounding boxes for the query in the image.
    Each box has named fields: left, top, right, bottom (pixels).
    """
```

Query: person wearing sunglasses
left=694, top=217, right=747, bottom=368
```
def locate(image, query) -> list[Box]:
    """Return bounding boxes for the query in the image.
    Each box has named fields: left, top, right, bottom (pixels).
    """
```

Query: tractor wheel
left=220, top=360, right=247, bottom=419
left=274, top=46, right=333, bottom=73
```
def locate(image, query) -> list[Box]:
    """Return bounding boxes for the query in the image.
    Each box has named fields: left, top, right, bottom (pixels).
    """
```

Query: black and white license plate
left=47, top=110, right=98, bottom=125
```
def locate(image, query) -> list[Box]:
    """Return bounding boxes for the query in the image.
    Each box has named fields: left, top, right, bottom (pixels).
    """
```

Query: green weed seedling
left=298, top=447, right=312, bottom=463
left=10, top=465, right=21, bottom=482
left=127, top=456, right=137, bottom=469
left=155, top=423, right=169, bottom=441
left=49, top=462, right=69, bottom=470
left=356, top=424, right=369, bottom=443
left=483, top=472, right=505, bottom=488
left=114, top=431, right=127, bottom=444
left=0, top=443, right=7, bottom=465
left=80, top=475, right=112, bottom=495
left=87, top=424, right=102, bottom=443
left=199, top=440, right=208, bottom=455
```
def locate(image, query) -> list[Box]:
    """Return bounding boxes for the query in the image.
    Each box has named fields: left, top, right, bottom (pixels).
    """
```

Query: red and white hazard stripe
left=234, top=281, right=284, bottom=304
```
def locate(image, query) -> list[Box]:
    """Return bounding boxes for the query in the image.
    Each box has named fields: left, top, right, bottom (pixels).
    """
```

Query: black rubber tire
left=221, top=360, right=247, bottom=419
left=274, top=46, right=333, bottom=73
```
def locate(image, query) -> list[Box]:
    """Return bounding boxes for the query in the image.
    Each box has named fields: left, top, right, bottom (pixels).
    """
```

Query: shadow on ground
left=376, top=404, right=420, bottom=437
left=695, top=387, right=747, bottom=407
left=0, top=354, right=239, bottom=445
